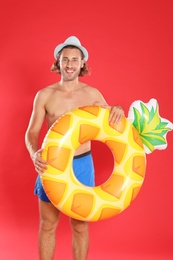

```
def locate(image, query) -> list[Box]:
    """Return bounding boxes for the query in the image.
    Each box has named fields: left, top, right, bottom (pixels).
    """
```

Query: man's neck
left=59, top=78, right=80, bottom=91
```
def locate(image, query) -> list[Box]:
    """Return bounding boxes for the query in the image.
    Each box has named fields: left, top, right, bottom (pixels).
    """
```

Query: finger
left=108, top=109, right=115, bottom=122
left=109, top=111, right=124, bottom=125
left=37, top=161, right=48, bottom=169
left=35, top=161, right=48, bottom=173
left=35, top=165, right=45, bottom=174
left=109, top=110, right=119, bottom=124
left=35, top=149, right=48, bottom=164
left=38, top=156, right=49, bottom=165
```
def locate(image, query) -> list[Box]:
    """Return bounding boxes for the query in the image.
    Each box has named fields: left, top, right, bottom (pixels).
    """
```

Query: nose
left=66, top=59, right=72, bottom=67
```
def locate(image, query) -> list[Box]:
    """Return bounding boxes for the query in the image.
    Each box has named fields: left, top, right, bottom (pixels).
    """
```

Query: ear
left=57, top=59, right=60, bottom=66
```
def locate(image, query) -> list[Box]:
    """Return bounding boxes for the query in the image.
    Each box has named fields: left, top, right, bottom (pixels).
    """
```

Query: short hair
left=50, top=46, right=90, bottom=76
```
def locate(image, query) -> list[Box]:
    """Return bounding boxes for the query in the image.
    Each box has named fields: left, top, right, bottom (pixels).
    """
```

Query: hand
left=32, top=148, right=48, bottom=174
left=109, top=106, right=125, bottom=125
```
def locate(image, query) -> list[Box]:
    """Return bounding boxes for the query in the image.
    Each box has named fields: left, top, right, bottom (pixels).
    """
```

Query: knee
left=40, top=214, right=60, bottom=234
left=70, top=218, right=89, bottom=235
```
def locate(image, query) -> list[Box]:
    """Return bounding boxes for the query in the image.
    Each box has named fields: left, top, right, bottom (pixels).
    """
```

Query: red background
left=1, top=0, right=173, bottom=259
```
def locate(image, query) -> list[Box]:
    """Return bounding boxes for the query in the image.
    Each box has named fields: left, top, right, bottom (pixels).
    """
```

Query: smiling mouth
left=66, top=69, right=75, bottom=75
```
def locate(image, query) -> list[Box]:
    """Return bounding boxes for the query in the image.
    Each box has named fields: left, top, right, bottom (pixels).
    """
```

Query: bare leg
left=70, top=218, right=89, bottom=260
left=38, top=199, right=60, bottom=260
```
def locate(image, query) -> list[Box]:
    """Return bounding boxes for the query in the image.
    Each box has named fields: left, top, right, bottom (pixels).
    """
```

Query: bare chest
left=45, top=91, right=95, bottom=126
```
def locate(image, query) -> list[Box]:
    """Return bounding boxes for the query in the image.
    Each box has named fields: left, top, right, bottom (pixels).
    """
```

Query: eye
left=73, top=58, right=79, bottom=62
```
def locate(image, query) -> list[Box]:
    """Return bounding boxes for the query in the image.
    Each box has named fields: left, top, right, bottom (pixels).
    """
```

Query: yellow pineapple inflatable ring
left=41, top=99, right=173, bottom=221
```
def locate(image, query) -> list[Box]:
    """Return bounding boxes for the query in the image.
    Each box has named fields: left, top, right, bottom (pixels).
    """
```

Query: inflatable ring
left=41, top=106, right=146, bottom=222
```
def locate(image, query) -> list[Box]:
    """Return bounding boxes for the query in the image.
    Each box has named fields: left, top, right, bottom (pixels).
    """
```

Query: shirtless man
left=25, top=36, right=124, bottom=260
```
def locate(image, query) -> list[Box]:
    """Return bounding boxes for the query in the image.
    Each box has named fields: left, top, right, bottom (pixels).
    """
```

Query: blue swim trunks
left=34, top=151, right=95, bottom=202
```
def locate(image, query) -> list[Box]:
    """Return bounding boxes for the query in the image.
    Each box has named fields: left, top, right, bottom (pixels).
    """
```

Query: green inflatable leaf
left=128, top=98, right=173, bottom=154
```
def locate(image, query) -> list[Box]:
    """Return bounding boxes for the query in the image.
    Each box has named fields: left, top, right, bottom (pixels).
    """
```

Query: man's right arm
left=25, top=91, right=48, bottom=173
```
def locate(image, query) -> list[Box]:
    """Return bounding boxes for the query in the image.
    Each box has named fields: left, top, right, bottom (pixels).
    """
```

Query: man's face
left=59, top=47, right=84, bottom=81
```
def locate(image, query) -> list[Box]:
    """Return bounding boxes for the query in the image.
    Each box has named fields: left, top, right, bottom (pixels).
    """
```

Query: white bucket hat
left=54, top=36, right=89, bottom=61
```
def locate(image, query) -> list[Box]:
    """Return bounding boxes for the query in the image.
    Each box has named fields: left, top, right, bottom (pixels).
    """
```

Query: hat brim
left=54, top=43, right=88, bottom=61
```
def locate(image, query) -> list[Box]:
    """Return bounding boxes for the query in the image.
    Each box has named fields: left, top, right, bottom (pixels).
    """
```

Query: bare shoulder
left=82, top=83, right=102, bottom=95
left=35, top=83, right=58, bottom=100
left=82, top=83, right=104, bottom=98
left=31, top=85, right=56, bottom=110
left=80, top=83, right=107, bottom=106
left=37, top=83, right=58, bottom=94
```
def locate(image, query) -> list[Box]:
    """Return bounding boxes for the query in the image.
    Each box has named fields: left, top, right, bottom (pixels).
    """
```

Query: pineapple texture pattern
left=41, top=106, right=146, bottom=221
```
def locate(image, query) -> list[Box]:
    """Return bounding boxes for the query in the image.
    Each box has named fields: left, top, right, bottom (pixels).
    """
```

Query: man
left=25, top=36, right=124, bottom=260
